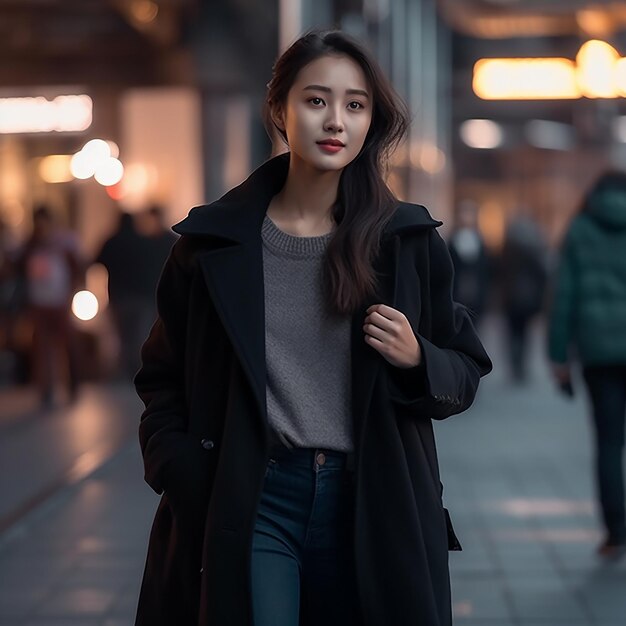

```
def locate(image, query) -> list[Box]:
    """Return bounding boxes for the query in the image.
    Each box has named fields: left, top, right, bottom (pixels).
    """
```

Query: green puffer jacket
left=548, top=189, right=626, bottom=365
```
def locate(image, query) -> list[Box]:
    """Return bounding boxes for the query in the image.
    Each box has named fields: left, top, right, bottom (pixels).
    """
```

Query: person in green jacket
left=548, top=171, right=626, bottom=559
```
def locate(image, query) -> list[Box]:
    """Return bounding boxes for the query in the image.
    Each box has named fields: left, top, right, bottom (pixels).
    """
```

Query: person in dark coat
left=548, top=171, right=626, bottom=559
left=95, top=211, right=172, bottom=381
left=499, top=215, right=548, bottom=382
left=134, top=30, right=492, bottom=626
left=447, top=200, right=490, bottom=326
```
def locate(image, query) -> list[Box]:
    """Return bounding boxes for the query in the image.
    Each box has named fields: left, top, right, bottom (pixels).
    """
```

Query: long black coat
left=134, top=153, right=492, bottom=626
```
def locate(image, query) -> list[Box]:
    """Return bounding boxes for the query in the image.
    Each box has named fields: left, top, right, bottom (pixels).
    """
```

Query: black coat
left=134, top=153, right=492, bottom=626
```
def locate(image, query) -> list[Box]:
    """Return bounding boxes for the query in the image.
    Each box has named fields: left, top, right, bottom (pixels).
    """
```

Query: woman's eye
left=309, top=97, right=324, bottom=106
left=348, top=101, right=364, bottom=110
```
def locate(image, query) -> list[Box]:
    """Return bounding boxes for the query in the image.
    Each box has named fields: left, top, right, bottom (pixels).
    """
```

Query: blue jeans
left=250, top=446, right=361, bottom=626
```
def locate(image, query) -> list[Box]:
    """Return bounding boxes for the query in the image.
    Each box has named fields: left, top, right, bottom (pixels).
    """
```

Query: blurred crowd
left=448, top=170, right=626, bottom=556
left=0, top=204, right=176, bottom=407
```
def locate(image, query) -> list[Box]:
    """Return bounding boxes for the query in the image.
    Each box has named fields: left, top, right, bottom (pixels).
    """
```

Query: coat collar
left=173, top=152, right=442, bottom=241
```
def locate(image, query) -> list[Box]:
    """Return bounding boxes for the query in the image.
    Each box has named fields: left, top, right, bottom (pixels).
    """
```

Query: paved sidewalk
left=439, top=318, right=626, bottom=625
left=0, top=318, right=624, bottom=625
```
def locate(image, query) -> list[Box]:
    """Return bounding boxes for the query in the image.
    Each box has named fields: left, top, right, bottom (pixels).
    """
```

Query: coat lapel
left=349, top=233, right=401, bottom=445
left=172, top=153, right=441, bottom=431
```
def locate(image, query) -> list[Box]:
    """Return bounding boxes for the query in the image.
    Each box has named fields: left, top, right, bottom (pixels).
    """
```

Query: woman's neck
left=267, top=156, right=342, bottom=236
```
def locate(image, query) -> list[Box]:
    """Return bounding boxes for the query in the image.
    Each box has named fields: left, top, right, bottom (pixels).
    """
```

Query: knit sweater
left=261, top=214, right=354, bottom=452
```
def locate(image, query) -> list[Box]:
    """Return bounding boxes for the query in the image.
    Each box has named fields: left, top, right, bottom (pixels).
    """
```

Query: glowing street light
left=94, top=157, right=124, bottom=186
left=460, top=119, right=504, bottom=149
left=70, top=139, right=123, bottom=186
left=72, top=291, right=99, bottom=321
left=473, top=40, right=626, bottom=100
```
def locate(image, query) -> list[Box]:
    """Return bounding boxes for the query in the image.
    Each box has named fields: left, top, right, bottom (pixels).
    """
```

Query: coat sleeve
left=547, top=227, right=577, bottom=364
left=134, top=238, right=206, bottom=496
left=387, top=228, right=492, bottom=420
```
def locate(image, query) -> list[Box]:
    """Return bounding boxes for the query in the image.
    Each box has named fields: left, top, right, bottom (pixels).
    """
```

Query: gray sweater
left=261, top=214, right=354, bottom=452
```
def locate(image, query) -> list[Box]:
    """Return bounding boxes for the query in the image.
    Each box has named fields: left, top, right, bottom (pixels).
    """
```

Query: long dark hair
left=263, top=29, right=409, bottom=315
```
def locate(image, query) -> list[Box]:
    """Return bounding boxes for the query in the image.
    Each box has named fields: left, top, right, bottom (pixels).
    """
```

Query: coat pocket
left=444, top=507, right=462, bottom=551
left=162, top=441, right=212, bottom=523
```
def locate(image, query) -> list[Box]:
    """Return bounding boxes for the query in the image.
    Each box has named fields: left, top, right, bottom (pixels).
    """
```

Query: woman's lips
left=317, top=143, right=344, bottom=153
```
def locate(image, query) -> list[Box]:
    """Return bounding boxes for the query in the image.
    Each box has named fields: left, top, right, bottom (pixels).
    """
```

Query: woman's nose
left=324, top=109, right=345, bottom=133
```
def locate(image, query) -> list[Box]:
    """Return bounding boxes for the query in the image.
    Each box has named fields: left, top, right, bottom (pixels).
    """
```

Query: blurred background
left=1, top=1, right=626, bottom=624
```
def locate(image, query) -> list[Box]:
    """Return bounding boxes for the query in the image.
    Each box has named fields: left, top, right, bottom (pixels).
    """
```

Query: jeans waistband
left=268, top=442, right=355, bottom=473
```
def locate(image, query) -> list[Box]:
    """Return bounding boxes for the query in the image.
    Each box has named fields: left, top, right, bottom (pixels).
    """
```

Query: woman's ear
left=269, top=102, right=286, bottom=133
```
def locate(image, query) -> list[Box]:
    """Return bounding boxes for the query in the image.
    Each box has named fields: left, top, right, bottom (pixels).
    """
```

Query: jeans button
left=316, top=452, right=326, bottom=466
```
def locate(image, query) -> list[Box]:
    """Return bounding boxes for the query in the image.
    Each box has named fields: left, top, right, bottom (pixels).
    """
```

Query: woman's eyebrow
left=302, top=84, right=370, bottom=99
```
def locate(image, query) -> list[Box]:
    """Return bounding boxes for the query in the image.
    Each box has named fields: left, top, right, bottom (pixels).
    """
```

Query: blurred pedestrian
left=0, top=215, right=20, bottom=385
left=548, top=171, right=626, bottom=559
left=133, top=30, right=491, bottom=626
left=15, top=205, right=84, bottom=407
left=136, top=203, right=178, bottom=294
left=95, top=211, right=160, bottom=382
left=499, top=214, right=548, bottom=382
left=448, top=200, right=491, bottom=326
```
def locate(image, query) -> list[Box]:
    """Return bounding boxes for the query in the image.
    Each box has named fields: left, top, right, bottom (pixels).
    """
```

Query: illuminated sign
left=474, top=40, right=626, bottom=100
left=0, top=94, right=93, bottom=133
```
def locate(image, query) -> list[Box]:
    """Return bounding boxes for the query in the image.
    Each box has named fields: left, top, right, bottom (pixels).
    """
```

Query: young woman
left=134, top=30, right=491, bottom=626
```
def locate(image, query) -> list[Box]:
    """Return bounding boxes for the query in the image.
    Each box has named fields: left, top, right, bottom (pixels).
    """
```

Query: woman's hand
left=363, top=304, right=422, bottom=368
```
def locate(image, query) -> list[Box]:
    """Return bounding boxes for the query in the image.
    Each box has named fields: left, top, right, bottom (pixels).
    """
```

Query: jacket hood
left=586, top=188, right=626, bottom=229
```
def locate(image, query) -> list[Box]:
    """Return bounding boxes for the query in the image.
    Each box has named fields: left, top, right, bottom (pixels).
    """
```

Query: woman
left=134, top=30, right=491, bottom=626
left=548, top=171, right=626, bottom=559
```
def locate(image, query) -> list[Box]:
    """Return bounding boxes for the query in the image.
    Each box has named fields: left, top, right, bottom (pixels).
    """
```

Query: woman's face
left=274, top=54, right=373, bottom=172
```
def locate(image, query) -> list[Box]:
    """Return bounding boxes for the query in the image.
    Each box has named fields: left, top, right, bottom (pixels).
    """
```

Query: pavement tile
left=0, top=587, right=48, bottom=619
left=107, top=589, right=140, bottom=616
left=451, top=580, right=513, bottom=620
left=32, top=588, right=116, bottom=617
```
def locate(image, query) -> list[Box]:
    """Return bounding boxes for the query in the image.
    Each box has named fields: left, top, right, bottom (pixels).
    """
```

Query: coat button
left=200, top=438, right=214, bottom=450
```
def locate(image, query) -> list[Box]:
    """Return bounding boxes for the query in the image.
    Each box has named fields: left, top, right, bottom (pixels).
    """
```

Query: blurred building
left=0, top=0, right=452, bottom=248
left=1, top=0, right=626, bottom=373
left=440, top=0, right=626, bottom=248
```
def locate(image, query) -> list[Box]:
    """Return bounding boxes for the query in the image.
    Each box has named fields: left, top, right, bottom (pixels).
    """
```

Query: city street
left=1, top=319, right=625, bottom=625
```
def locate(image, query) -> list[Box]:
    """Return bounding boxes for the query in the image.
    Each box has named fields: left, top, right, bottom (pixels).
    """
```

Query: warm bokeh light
left=576, top=9, right=615, bottom=38
left=72, top=290, right=99, bottom=321
left=459, top=119, right=503, bottom=149
left=118, top=162, right=160, bottom=209
left=70, top=150, right=97, bottom=179
left=105, top=140, right=120, bottom=159
left=473, top=58, right=580, bottom=100
left=0, top=94, right=92, bottom=133
left=38, top=155, right=73, bottom=183
left=576, top=40, right=620, bottom=98
left=478, top=201, right=506, bottom=250
left=615, top=58, right=626, bottom=96
left=94, top=157, right=124, bottom=186
left=131, top=0, right=159, bottom=24
left=70, top=139, right=123, bottom=185
left=418, top=144, right=447, bottom=174
left=473, top=40, right=626, bottom=100
left=105, top=182, right=125, bottom=200
left=82, top=139, right=112, bottom=161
